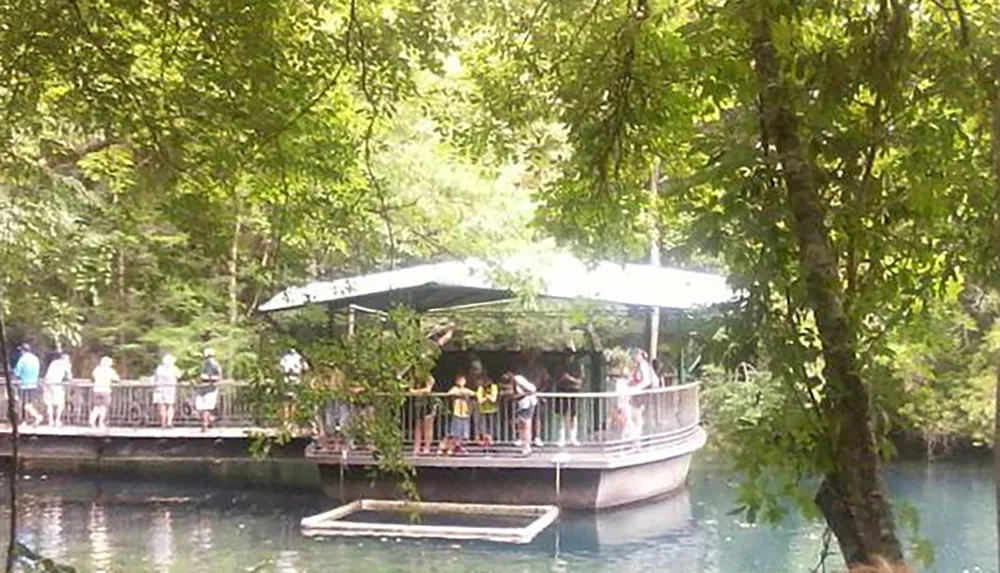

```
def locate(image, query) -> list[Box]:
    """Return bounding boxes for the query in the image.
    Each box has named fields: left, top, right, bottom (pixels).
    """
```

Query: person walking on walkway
left=196, top=348, right=222, bottom=431
left=89, top=356, right=120, bottom=429
left=279, top=348, right=308, bottom=425
left=153, top=354, right=180, bottom=428
left=43, top=352, right=72, bottom=427
left=12, top=343, right=43, bottom=426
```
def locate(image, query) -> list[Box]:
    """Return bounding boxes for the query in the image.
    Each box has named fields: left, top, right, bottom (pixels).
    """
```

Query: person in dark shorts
left=553, top=353, right=583, bottom=447
left=473, top=364, right=499, bottom=449
left=503, top=371, right=538, bottom=455
left=89, top=356, right=120, bottom=429
left=405, top=323, right=453, bottom=455
left=440, top=374, right=474, bottom=455
left=196, top=348, right=222, bottom=431
left=12, top=343, right=43, bottom=426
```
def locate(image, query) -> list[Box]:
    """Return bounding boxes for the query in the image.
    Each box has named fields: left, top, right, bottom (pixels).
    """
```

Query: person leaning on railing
left=553, top=352, right=583, bottom=447
left=42, top=352, right=71, bottom=428
left=624, top=348, right=655, bottom=443
left=403, top=322, right=454, bottom=456
left=315, top=367, right=362, bottom=452
left=12, top=343, right=43, bottom=427
left=196, top=348, right=222, bottom=431
left=153, top=354, right=181, bottom=428
left=89, top=356, right=120, bottom=429
left=501, top=371, right=538, bottom=456
left=473, top=366, right=499, bottom=450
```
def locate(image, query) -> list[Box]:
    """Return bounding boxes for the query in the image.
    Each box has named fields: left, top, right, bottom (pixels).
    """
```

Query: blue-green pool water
left=2, top=460, right=995, bottom=572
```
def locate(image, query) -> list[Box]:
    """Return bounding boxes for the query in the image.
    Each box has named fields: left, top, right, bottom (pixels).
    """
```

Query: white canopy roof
left=258, top=254, right=732, bottom=313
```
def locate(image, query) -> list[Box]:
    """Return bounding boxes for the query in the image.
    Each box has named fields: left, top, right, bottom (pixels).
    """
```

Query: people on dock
left=440, top=372, right=474, bottom=455
left=89, top=356, right=120, bottom=429
left=317, top=367, right=360, bottom=451
left=42, top=352, right=72, bottom=427
left=504, top=371, right=538, bottom=456
left=473, top=363, right=498, bottom=449
left=408, top=371, right=439, bottom=455
left=554, top=353, right=583, bottom=447
left=196, top=348, right=222, bottom=431
left=279, top=348, right=308, bottom=424
left=522, top=350, right=549, bottom=448
left=404, top=322, right=453, bottom=456
left=624, top=347, right=656, bottom=442
left=12, top=343, right=43, bottom=426
left=153, top=354, right=181, bottom=428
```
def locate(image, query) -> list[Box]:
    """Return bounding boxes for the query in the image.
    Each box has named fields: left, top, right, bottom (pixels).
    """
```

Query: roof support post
left=648, top=158, right=662, bottom=360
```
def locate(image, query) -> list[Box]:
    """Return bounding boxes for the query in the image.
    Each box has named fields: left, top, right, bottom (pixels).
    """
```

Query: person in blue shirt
left=12, top=343, right=43, bottom=426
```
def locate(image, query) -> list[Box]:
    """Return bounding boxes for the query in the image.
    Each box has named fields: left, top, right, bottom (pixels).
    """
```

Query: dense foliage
left=0, top=0, right=539, bottom=378
left=7, top=0, right=1000, bottom=569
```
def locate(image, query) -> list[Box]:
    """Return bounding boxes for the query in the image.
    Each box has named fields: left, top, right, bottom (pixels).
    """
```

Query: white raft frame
left=300, top=499, right=560, bottom=544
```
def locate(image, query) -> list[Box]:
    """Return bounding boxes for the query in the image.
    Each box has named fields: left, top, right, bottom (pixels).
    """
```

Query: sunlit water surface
left=0, top=460, right=994, bottom=572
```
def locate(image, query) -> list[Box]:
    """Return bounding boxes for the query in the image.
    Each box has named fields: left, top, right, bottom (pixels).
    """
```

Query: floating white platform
left=300, top=499, right=559, bottom=544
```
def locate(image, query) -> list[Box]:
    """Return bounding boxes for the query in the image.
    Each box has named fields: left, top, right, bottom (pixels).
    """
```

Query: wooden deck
left=0, top=424, right=308, bottom=463
left=0, top=425, right=269, bottom=440
left=308, top=426, right=707, bottom=470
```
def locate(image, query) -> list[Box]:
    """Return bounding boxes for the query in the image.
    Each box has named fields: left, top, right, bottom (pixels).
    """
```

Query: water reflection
left=274, top=549, right=299, bottom=572
left=89, top=503, right=111, bottom=572
left=149, top=507, right=174, bottom=572
left=1, top=462, right=995, bottom=573
left=39, top=498, right=65, bottom=564
left=190, top=513, right=213, bottom=572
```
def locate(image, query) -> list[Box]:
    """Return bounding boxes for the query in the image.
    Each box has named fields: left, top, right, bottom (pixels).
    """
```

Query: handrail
left=12, top=379, right=245, bottom=388
left=11, top=379, right=698, bottom=398
left=0, top=380, right=701, bottom=454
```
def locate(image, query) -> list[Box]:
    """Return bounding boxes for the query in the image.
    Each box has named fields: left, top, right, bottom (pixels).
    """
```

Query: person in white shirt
left=625, top=348, right=656, bottom=443
left=153, top=354, right=181, bottom=428
left=43, top=353, right=72, bottom=427
left=503, top=371, right=538, bottom=455
left=89, top=356, right=120, bottom=429
left=279, top=348, right=308, bottom=424
left=279, top=348, right=306, bottom=379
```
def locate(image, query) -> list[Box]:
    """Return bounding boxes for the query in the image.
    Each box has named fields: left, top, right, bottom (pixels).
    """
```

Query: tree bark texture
left=989, top=50, right=1000, bottom=573
left=0, top=306, right=19, bottom=572
left=751, top=12, right=904, bottom=567
left=228, top=212, right=242, bottom=324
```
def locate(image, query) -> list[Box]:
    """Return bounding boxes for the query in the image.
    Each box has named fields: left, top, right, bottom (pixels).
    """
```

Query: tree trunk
left=989, top=50, right=1000, bottom=571
left=0, top=303, right=19, bottom=572
left=228, top=212, right=242, bottom=324
left=113, top=190, right=127, bottom=371
left=751, top=13, right=903, bottom=567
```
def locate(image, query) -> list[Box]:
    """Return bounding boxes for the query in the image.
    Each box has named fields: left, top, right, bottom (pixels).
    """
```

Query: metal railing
left=0, top=378, right=700, bottom=455
left=0, top=380, right=254, bottom=428
left=388, top=384, right=700, bottom=453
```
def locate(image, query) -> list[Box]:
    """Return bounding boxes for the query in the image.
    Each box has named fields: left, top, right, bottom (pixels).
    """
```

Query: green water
left=2, top=460, right=995, bottom=572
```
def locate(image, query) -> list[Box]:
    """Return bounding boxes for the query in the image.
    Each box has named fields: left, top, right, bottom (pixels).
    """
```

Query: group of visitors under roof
left=309, top=323, right=676, bottom=457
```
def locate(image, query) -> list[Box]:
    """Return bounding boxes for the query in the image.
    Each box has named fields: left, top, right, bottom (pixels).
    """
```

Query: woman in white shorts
left=153, top=354, right=180, bottom=428
left=43, top=353, right=72, bottom=427
left=197, top=348, right=223, bottom=431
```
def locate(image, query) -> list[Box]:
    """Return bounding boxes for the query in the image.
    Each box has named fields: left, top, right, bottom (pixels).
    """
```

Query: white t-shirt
left=632, top=360, right=656, bottom=390
left=92, top=365, right=119, bottom=394
left=154, top=364, right=180, bottom=387
left=280, top=352, right=305, bottom=377
left=44, top=358, right=72, bottom=386
left=514, top=375, right=537, bottom=410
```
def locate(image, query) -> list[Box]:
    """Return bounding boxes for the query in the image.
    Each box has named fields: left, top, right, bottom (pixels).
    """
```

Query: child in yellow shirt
left=475, top=378, right=499, bottom=449
left=439, top=375, right=475, bottom=455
